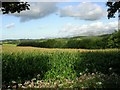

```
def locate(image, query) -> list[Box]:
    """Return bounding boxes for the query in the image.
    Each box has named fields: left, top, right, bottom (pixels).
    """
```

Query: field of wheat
left=2, top=45, right=120, bottom=89
left=2, top=45, right=119, bottom=53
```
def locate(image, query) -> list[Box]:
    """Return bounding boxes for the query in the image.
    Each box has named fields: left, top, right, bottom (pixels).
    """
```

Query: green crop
left=2, top=46, right=120, bottom=88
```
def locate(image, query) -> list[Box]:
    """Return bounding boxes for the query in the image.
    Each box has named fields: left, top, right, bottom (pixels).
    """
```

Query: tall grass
left=2, top=46, right=120, bottom=88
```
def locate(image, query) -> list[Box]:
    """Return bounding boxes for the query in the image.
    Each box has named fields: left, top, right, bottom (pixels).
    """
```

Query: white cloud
left=59, top=2, right=106, bottom=20
left=4, top=2, right=106, bottom=22
left=20, top=0, right=73, bottom=2
left=19, top=0, right=107, bottom=2
left=58, top=21, right=118, bottom=37
left=5, top=23, right=15, bottom=29
left=12, top=2, right=58, bottom=22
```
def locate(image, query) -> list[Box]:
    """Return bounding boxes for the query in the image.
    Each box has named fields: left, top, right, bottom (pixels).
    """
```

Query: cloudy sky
left=1, top=0, right=118, bottom=40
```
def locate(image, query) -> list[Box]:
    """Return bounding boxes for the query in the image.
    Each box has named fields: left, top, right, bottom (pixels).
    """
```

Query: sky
left=1, top=0, right=119, bottom=40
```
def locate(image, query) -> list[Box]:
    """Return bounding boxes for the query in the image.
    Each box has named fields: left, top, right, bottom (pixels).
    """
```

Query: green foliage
left=73, top=73, right=104, bottom=88
left=66, top=39, right=80, bottom=48
left=17, top=39, right=67, bottom=48
left=66, top=39, right=93, bottom=49
left=66, top=37, right=109, bottom=49
left=74, top=51, right=120, bottom=77
left=2, top=49, right=120, bottom=86
left=44, top=52, right=78, bottom=81
left=17, top=41, right=38, bottom=47
left=2, top=52, right=50, bottom=84
left=101, top=72, right=120, bottom=88
left=2, top=40, right=20, bottom=45
left=16, top=31, right=120, bottom=49
left=107, top=30, right=120, bottom=48
left=40, top=39, right=66, bottom=48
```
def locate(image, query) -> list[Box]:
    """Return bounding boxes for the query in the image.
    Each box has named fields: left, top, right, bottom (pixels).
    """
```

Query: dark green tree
left=107, top=30, right=120, bottom=48
left=0, top=1, right=30, bottom=14
left=106, top=0, right=120, bottom=19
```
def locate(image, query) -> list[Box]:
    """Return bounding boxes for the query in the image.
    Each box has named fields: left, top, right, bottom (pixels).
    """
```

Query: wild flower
left=96, top=82, right=102, bottom=85
left=92, top=73, right=95, bottom=76
left=79, top=72, right=82, bottom=75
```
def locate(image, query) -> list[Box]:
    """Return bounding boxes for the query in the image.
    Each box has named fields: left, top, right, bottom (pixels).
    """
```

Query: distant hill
left=2, top=31, right=120, bottom=49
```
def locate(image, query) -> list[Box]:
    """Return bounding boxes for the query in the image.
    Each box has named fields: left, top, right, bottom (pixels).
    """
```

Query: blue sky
left=1, top=1, right=118, bottom=40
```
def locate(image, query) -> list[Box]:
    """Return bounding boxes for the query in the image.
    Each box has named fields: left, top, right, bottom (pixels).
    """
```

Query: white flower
left=79, top=72, right=82, bottom=75
left=85, top=68, right=88, bottom=71
left=92, top=73, right=95, bottom=76
left=96, top=82, right=102, bottom=85
left=109, top=67, right=112, bottom=71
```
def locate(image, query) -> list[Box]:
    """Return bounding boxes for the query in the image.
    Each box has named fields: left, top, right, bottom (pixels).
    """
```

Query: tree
left=106, top=0, right=120, bottom=19
left=0, top=0, right=30, bottom=14
left=107, top=30, right=120, bottom=48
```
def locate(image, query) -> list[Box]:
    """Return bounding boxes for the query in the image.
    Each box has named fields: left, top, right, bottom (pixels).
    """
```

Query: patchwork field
left=2, top=45, right=120, bottom=89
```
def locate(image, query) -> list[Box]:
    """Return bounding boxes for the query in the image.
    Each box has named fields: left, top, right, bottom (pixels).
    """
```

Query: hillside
left=2, top=31, right=120, bottom=49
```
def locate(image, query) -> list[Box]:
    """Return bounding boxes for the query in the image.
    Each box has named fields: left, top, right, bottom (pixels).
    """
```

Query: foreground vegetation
left=2, top=46, right=120, bottom=89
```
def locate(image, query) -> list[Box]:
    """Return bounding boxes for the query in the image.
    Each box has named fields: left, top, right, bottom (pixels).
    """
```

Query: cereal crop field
left=1, top=45, right=120, bottom=89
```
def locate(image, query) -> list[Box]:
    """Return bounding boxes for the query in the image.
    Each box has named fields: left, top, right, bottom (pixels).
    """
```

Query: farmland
left=1, top=1, right=120, bottom=89
left=2, top=45, right=120, bottom=89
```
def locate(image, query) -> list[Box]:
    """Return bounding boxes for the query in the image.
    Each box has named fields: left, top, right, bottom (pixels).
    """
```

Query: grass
left=2, top=44, right=17, bottom=47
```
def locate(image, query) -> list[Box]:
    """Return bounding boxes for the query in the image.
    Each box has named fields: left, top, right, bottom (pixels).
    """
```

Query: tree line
left=17, top=30, right=120, bottom=49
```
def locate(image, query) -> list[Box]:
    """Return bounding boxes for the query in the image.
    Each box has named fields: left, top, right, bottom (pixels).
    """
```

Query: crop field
left=1, top=45, right=120, bottom=89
